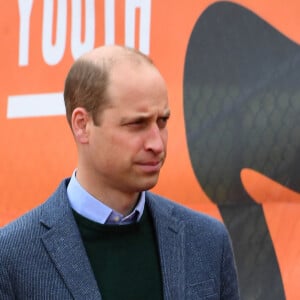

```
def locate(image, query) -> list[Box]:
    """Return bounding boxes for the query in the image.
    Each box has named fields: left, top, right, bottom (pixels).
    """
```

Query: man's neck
left=76, top=170, right=140, bottom=216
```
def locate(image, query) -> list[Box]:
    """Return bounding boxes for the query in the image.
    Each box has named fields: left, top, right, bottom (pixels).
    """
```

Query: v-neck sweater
left=73, top=205, right=164, bottom=300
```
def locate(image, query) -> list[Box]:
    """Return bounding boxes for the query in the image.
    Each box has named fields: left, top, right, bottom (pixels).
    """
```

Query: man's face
left=85, top=61, right=170, bottom=194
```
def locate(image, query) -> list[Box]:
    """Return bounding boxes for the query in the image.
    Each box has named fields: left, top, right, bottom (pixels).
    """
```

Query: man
left=0, top=45, right=239, bottom=299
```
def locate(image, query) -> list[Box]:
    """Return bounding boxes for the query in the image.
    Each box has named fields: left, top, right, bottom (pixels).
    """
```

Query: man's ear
left=71, top=107, right=90, bottom=144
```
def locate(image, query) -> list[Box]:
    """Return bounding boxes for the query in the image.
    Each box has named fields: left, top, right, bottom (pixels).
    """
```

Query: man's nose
left=144, top=124, right=165, bottom=154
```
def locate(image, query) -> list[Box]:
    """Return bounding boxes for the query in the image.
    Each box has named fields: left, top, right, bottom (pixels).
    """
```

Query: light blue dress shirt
left=67, top=171, right=145, bottom=225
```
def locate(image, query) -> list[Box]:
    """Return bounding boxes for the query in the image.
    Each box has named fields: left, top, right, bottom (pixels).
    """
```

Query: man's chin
left=136, top=176, right=160, bottom=192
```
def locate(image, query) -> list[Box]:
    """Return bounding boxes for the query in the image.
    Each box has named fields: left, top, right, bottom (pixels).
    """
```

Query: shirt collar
left=67, top=170, right=145, bottom=225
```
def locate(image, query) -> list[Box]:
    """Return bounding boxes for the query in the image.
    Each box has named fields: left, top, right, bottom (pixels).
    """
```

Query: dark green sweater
left=73, top=205, right=163, bottom=300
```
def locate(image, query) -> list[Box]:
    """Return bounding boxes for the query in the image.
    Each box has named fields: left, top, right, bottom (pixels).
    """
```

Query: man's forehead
left=104, top=95, right=169, bottom=114
left=118, top=100, right=170, bottom=115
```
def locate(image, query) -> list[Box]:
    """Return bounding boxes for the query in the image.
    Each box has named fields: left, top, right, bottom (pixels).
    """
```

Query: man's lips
left=136, top=161, right=163, bottom=173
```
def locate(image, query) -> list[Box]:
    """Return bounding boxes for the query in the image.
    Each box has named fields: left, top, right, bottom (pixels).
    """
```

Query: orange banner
left=1, top=1, right=300, bottom=299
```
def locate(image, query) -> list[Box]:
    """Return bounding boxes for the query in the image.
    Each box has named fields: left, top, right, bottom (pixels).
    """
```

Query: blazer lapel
left=147, top=193, right=186, bottom=300
left=40, top=181, right=101, bottom=299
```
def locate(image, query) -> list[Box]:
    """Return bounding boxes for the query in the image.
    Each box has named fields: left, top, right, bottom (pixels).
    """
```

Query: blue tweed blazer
left=0, top=179, right=239, bottom=299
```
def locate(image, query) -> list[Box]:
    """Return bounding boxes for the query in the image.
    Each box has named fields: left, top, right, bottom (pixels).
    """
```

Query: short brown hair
left=63, top=46, right=154, bottom=127
left=64, top=59, right=108, bottom=126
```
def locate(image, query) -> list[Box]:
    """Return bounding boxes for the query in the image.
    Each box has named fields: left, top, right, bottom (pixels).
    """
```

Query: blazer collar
left=40, top=179, right=102, bottom=299
left=146, top=192, right=186, bottom=300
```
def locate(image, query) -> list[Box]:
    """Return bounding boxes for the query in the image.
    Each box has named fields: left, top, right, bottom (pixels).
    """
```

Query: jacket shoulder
left=147, top=192, right=224, bottom=225
left=0, top=179, right=71, bottom=249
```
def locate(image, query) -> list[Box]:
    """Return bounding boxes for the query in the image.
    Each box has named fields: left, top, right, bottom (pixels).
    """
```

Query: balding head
left=80, top=45, right=153, bottom=67
left=64, top=45, right=154, bottom=127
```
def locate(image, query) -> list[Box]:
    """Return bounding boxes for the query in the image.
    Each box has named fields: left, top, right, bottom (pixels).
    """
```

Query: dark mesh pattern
left=184, top=2, right=300, bottom=205
left=182, top=2, right=299, bottom=299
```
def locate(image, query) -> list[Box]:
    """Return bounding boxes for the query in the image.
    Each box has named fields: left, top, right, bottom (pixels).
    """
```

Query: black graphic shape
left=184, top=1, right=300, bottom=299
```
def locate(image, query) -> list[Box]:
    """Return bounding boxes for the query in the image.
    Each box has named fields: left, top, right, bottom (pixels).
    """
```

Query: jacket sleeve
left=220, top=229, right=240, bottom=300
left=0, top=260, right=15, bottom=300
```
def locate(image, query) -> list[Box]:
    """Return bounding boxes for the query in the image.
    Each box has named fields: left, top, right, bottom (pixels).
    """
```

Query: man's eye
left=127, top=120, right=145, bottom=127
left=133, top=120, right=143, bottom=124
left=157, top=117, right=168, bottom=128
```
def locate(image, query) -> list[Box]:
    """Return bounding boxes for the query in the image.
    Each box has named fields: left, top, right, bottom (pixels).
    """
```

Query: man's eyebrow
left=162, top=109, right=171, bottom=117
left=159, top=109, right=171, bottom=120
left=120, top=109, right=171, bottom=123
left=120, top=114, right=149, bottom=124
